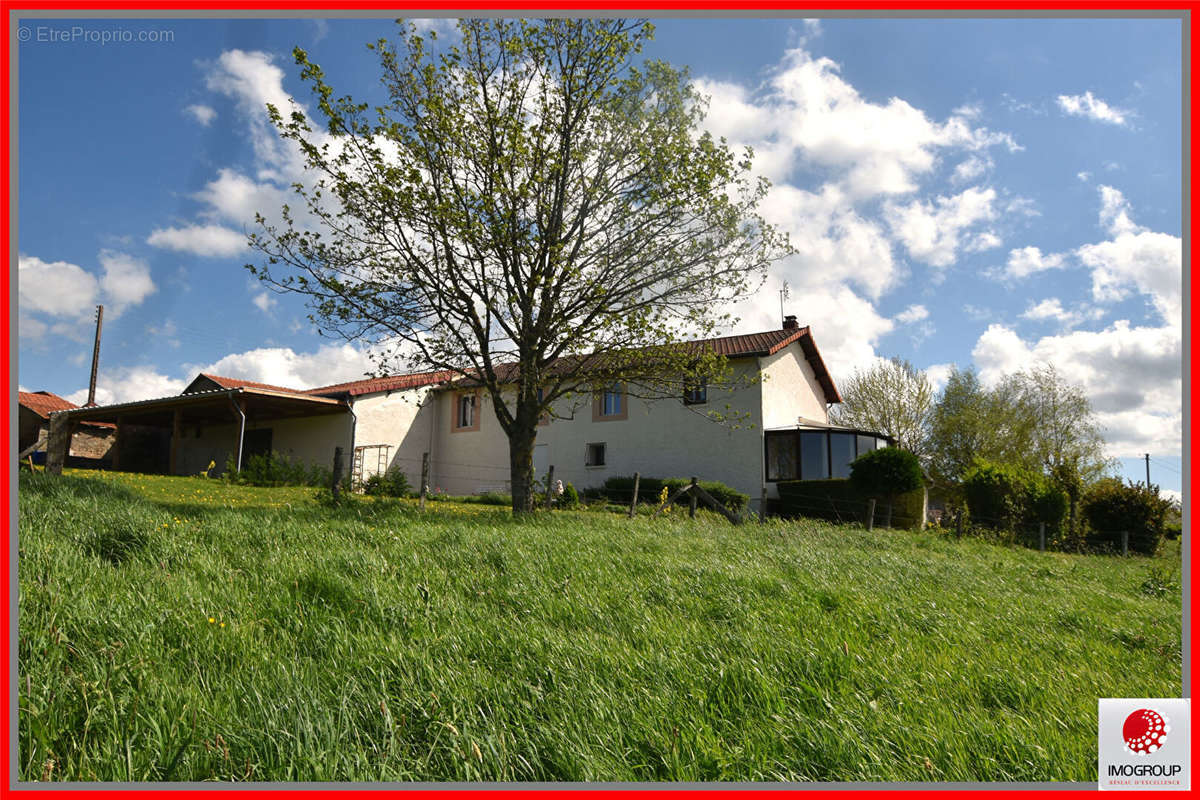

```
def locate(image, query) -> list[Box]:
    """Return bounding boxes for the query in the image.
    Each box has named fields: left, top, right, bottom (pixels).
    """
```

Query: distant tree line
left=832, top=358, right=1172, bottom=554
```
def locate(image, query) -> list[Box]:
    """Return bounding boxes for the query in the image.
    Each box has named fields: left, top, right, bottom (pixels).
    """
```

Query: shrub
left=1081, top=478, right=1169, bottom=556
left=361, top=468, right=412, bottom=497
left=962, top=461, right=1027, bottom=529
left=561, top=482, right=580, bottom=509
left=226, top=451, right=332, bottom=487
left=849, top=447, right=923, bottom=499
left=776, top=478, right=926, bottom=529
left=588, top=475, right=749, bottom=513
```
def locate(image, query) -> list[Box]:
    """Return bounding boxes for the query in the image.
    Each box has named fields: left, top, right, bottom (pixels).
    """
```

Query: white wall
left=350, top=386, right=438, bottom=487
left=428, top=389, right=513, bottom=495
left=759, top=342, right=831, bottom=428
left=421, top=360, right=767, bottom=505
left=175, top=412, right=352, bottom=476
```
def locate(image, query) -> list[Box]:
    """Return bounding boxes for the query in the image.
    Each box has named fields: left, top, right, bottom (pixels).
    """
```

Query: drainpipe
left=227, top=391, right=246, bottom=471
left=346, top=396, right=357, bottom=479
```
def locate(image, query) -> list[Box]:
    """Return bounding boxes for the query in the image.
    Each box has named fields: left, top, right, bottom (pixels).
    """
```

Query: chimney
left=782, top=314, right=798, bottom=331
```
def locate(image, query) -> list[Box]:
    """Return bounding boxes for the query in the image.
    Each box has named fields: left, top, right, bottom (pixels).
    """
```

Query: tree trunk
left=508, top=408, right=540, bottom=515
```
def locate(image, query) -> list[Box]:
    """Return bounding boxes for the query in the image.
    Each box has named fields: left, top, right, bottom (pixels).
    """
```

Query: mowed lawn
left=18, top=470, right=1181, bottom=782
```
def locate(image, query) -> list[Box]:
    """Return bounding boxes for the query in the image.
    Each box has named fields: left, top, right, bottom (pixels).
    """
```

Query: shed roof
left=185, top=373, right=306, bottom=395
left=307, top=370, right=455, bottom=397
left=18, top=390, right=77, bottom=419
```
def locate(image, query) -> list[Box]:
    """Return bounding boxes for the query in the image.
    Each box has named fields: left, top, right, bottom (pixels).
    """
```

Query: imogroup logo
left=1100, top=698, right=1190, bottom=791
left=1123, top=708, right=1171, bottom=755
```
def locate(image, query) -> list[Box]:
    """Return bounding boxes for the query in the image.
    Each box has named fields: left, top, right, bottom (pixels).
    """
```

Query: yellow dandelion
left=208, top=617, right=215, bottom=624
left=219, top=622, right=226, bottom=628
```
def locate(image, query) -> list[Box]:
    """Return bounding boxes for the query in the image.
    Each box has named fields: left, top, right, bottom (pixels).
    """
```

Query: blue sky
left=15, top=16, right=1184, bottom=496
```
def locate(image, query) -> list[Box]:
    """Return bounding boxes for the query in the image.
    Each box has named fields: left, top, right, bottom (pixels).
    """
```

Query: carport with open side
left=42, top=386, right=352, bottom=478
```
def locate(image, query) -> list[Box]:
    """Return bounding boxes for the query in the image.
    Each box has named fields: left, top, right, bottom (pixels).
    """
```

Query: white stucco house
left=47, top=316, right=891, bottom=512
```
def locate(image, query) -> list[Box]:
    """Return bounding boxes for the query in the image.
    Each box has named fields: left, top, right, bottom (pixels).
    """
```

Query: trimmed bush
left=1081, top=478, right=1170, bottom=556
left=361, top=468, right=412, bottom=498
left=776, top=478, right=926, bottom=530
left=588, top=475, right=749, bottom=513
left=849, top=447, right=923, bottom=499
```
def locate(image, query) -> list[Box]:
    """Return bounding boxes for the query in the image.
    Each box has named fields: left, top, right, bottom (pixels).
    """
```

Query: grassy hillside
left=18, top=471, right=1181, bottom=782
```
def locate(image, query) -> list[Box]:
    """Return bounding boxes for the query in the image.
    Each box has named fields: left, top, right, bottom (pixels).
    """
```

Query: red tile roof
left=19, top=391, right=116, bottom=428
left=307, top=370, right=455, bottom=397
left=701, top=327, right=810, bottom=358
left=446, top=326, right=841, bottom=404
left=193, top=373, right=306, bottom=395
left=18, top=390, right=77, bottom=418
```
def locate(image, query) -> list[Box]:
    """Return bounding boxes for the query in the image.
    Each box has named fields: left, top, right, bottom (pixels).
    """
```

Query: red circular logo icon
left=1123, top=708, right=1170, bottom=754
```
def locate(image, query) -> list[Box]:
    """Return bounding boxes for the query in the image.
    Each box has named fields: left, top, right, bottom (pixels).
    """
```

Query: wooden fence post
left=884, top=502, right=893, bottom=529
left=688, top=477, right=698, bottom=520
left=544, top=465, right=555, bottom=509
left=865, top=498, right=876, bottom=532
left=759, top=486, right=767, bottom=525
left=1039, top=522, right=1046, bottom=552
left=419, top=451, right=430, bottom=511
left=1122, top=530, right=1129, bottom=557
left=44, top=412, right=72, bottom=476
left=628, top=472, right=640, bottom=518
left=331, top=447, right=344, bottom=501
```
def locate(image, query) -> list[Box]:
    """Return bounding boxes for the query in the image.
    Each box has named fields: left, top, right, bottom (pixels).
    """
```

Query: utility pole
left=86, top=304, right=104, bottom=407
left=1145, top=453, right=1151, bottom=488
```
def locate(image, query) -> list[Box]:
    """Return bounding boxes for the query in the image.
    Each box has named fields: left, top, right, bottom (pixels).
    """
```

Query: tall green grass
left=18, top=471, right=1181, bottom=782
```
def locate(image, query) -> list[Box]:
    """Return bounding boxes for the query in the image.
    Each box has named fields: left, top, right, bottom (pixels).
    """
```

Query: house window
left=683, top=377, right=707, bottom=405
left=593, top=382, right=627, bottom=421
left=800, top=431, right=830, bottom=480
left=830, top=433, right=856, bottom=479
left=585, top=442, right=606, bottom=467
left=452, top=391, right=480, bottom=432
left=765, top=433, right=797, bottom=481
left=857, top=434, right=879, bottom=457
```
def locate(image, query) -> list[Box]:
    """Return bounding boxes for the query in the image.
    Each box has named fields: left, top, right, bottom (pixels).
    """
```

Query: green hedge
left=776, top=478, right=926, bottom=530
left=586, top=475, right=749, bottom=513
left=963, top=460, right=1068, bottom=535
left=1081, top=478, right=1169, bottom=556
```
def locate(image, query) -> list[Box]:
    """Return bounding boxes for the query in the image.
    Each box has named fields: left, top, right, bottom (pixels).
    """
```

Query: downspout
left=227, top=391, right=246, bottom=471
left=346, top=396, right=357, bottom=479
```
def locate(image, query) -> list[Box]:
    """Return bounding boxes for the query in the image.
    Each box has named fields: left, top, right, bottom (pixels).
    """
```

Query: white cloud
left=19, top=251, right=156, bottom=340
left=895, top=304, right=929, bottom=324
left=203, top=49, right=299, bottom=174
left=98, top=250, right=156, bottom=314
left=1002, top=245, right=1068, bottom=279
left=184, top=104, right=217, bottom=126
left=19, top=254, right=99, bottom=317
left=1076, top=185, right=1181, bottom=327
left=972, top=321, right=1180, bottom=457
left=696, top=46, right=1019, bottom=198
left=147, top=224, right=248, bottom=257
left=758, top=183, right=899, bottom=299
left=192, top=168, right=291, bottom=226
left=952, top=154, right=992, bottom=183
left=64, top=365, right=188, bottom=406
left=924, top=362, right=953, bottom=393
left=409, top=19, right=462, bottom=38
left=884, top=186, right=998, bottom=268
left=1077, top=170, right=1092, bottom=182
left=191, top=342, right=379, bottom=391
left=1056, top=91, right=1129, bottom=126
left=1018, top=298, right=1102, bottom=329
left=251, top=288, right=277, bottom=314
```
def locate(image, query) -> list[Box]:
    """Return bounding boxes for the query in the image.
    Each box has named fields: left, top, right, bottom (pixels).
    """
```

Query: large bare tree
left=248, top=18, right=789, bottom=513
